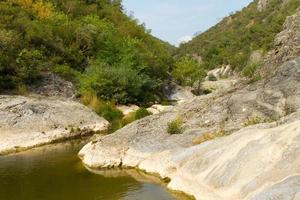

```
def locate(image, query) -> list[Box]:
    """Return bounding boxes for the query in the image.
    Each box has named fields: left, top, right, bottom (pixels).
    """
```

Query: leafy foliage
left=135, top=108, right=151, bottom=120
left=0, top=0, right=173, bottom=104
left=172, top=56, right=206, bottom=86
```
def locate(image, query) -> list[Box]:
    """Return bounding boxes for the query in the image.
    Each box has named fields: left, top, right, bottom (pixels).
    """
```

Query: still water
left=0, top=140, right=190, bottom=200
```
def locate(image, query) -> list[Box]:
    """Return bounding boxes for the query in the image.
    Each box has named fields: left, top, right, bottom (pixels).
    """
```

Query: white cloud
left=176, top=35, right=193, bottom=46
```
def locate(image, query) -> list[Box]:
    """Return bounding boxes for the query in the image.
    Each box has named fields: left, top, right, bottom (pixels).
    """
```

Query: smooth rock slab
left=79, top=118, right=300, bottom=200
left=0, top=95, right=109, bottom=155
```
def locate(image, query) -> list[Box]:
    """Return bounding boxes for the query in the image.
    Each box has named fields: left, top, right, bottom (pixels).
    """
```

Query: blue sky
left=122, top=0, right=253, bottom=45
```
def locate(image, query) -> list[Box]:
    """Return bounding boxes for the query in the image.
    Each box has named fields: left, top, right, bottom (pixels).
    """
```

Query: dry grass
left=192, top=130, right=226, bottom=145
left=243, top=115, right=272, bottom=127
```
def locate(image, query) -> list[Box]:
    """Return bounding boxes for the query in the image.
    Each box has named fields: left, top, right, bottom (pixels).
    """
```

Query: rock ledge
left=0, top=95, right=109, bottom=155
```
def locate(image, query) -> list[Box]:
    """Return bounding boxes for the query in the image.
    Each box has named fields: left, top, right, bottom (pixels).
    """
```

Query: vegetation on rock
left=167, top=116, right=183, bottom=135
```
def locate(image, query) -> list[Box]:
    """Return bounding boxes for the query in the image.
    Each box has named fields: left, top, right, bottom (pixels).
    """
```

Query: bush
left=80, top=93, right=123, bottom=122
left=135, top=108, right=151, bottom=120
left=242, top=62, right=259, bottom=78
left=167, top=117, right=183, bottom=135
left=172, top=56, right=206, bottom=86
left=121, top=112, right=136, bottom=127
left=119, top=107, right=151, bottom=127
left=80, top=93, right=152, bottom=133
left=94, top=101, right=123, bottom=122
left=51, top=65, right=80, bottom=82
left=80, top=61, right=159, bottom=104
left=16, top=49, right=43, bottom=84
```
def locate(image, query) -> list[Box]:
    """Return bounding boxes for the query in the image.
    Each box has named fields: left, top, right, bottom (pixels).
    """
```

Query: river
left=0, top=140, right=191, bottom=200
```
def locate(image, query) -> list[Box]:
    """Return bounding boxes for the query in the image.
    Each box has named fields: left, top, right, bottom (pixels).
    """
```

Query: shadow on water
left=0, top=140, right=192, bottom=200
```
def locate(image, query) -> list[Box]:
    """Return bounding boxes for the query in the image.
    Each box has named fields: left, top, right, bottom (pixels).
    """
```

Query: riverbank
left=0, top=95, right=109, bottom=155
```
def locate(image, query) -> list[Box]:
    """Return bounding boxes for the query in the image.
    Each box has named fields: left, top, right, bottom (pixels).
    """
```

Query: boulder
left=116, top=105, right=140, bottom=116
left=164, top=82, right=195, bottom=103
left=205, top=65, right=233, bottom=81
left=147, top=104, right=173, bottom=115
left=199, top=79, right=238, bottom=94
left=29, top=72, right=76, bottom=99
left=0, top=95, right=109, bottom=155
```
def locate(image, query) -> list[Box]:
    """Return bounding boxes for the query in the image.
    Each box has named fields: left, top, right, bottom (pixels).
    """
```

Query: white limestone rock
left=0, top=95, right=109, bottom=155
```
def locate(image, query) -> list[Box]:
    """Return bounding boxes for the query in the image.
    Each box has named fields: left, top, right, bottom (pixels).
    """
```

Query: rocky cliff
left=261, top=8, right=300, bottom=77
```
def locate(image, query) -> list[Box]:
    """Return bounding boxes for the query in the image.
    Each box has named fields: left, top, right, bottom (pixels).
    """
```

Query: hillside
left=0, top=0, right=173, bottom=104
left=177, top=0, right=300, bottom=72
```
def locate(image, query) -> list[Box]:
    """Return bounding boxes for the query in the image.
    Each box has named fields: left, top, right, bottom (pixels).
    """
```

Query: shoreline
left=0, top=125, right=107, bottom=156
left=78, top=118, right=300, bottom=200
left=0, top=95, right=109, bottom=156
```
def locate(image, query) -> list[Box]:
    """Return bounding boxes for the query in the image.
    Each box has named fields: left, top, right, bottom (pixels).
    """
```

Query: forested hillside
left=0, top=0, right=173, bottom=104
left=177, top=0, right=300, bottom=72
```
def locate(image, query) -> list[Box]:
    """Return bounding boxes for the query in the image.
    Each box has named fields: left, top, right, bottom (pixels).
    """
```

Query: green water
left=0, top=141, right=189, bottom=200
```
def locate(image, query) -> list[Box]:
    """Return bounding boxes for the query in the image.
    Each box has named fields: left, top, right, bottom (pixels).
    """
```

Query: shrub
left=120, top=108, right=151, bottom=127
left=242, top=62, right=260, bottom=78
left=121, top=112, right=136, bottom=127
left=80, top=93, right=123, bottom=122
left=135, top=108, right=151, bottom=120
left=80, top=62, right=160, bottom=104
left=16, top=49, right=43, bottom=84
left=16, top=84, right=28, bottom=95
left=52, top=65, right=80, bottom=82
left=167, top=117, right=183, bottom=135
left=172, top=57, right=206, bottom=86
left=94, top=101, right=123, bottom=122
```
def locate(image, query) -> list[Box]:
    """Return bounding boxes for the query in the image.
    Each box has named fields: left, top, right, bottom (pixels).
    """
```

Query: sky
left=122, top=0, right=253, bottom=46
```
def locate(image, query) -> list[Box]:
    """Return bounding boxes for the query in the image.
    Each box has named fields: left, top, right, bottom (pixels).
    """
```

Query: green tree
left=16, top=49, right=43, bottom=83
left=172, top=57, right=206, bottom=86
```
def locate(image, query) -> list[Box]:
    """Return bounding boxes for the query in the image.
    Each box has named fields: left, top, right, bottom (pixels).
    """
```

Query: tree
left=172, top=57, right=206, bottom=86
